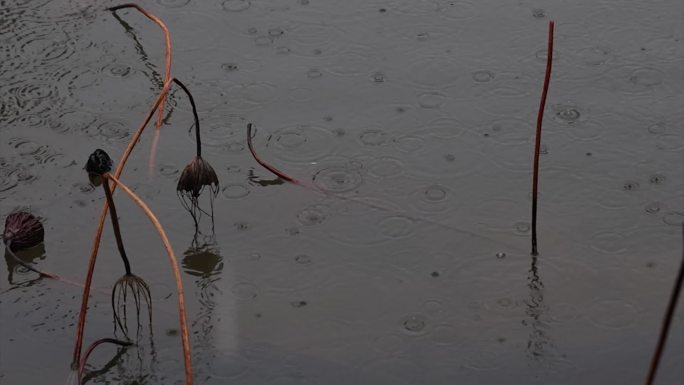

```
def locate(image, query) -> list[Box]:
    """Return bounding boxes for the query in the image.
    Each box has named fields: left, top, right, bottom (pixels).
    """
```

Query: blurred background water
left=0, top=0, right=682, bottom=384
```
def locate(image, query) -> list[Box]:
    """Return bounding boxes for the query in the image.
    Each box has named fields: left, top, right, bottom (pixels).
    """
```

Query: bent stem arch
left=71, top=79, right=174, bottom=369
left=109, top=3, right=171, bottom=130
left=108, top=3, right=173, bottom=175
left=105, top=173, right=193, bottom=385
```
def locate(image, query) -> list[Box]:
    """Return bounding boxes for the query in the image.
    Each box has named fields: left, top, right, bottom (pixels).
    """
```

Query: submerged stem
left=171, top=79, right=202, bottom=158
left=531, top=20, right=554, bottom=256
left=4, top=241, right=57, bottom=279
left=102, top=180, right=132, bottom=276
left=105, top=173, right=193, bottom=385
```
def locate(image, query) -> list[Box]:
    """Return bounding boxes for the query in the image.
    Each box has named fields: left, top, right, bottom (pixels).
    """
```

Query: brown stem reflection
left=524, top=255, right=555, bottom=362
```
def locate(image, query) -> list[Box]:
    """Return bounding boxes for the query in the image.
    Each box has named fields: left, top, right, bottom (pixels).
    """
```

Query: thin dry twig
left=531, top=20, right=554, bottom=256
left=644, top=224, right=684, bottom=385
left=105, top=173, right=194, bottom=385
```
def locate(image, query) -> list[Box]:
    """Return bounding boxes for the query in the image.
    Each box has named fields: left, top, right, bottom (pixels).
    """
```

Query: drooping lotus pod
left=85, top=149, right=113, bottom=186
left=2, top=211, right=44, bottom=250
left=177, top=156, right=219, bottom=199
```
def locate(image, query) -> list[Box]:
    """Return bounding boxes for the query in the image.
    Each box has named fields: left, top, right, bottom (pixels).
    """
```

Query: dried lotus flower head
left=177, top=156, right=219, bottom=228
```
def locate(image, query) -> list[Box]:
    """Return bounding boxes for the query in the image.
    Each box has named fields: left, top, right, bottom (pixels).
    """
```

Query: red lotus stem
left=644, top=224, right=684, bottom=385
left=531, top=20, right=554, bottom=256
left=109, top=3, right=172, bottom=130
left=247, top=123, right=300, bottom=184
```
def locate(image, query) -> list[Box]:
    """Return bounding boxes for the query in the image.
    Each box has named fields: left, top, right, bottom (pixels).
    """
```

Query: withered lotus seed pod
left=2, top=211, right=45, bottom=250
left=85, top=149, right=113, bottom=186
left=177, top=156, right=219, bottom=198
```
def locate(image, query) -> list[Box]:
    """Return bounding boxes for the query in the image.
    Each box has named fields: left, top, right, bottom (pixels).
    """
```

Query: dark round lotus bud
left=177, top=156, right=219, bottom=198
left=2, top=211, right=45, bottom=250
left=86, top=149, right=113, bottom=186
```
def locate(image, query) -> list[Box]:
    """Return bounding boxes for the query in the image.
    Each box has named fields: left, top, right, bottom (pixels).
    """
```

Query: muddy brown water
left=1, top=0, right=683, bottom=384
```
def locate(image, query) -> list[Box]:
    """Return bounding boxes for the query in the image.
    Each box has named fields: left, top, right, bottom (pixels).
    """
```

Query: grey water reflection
left=524, top=255, right=555, bottom=363
left=1, top=0, right=683, bottom=384
left=182, top=244, right=224, bottom=379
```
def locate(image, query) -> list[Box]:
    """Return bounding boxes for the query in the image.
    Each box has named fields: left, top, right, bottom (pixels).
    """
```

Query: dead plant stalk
left=531, top=20, right=554, bottom=256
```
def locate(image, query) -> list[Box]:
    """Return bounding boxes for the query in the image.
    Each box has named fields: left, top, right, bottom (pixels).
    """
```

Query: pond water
left=1, top=0, right=683, bottom=384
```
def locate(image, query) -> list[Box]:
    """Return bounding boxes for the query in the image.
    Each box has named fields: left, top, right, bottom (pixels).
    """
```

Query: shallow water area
left=1, top=0, right=683, bottom=384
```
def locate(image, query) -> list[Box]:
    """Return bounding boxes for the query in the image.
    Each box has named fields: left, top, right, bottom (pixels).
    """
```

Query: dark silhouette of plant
left=72, top=78, right=173, bottom=371
left=173, top=79, right=219, bottom=229
left=84, top=147, right=194, bottom=385
left=86, top=149, right=152, bottom=338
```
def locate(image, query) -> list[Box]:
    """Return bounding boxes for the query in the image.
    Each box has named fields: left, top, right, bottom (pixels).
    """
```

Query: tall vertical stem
left=531, top=20, right=554, bottom=256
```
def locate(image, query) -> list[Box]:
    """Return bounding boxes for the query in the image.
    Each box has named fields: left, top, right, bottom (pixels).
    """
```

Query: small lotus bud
left=86, top=149, right=113, bottom=186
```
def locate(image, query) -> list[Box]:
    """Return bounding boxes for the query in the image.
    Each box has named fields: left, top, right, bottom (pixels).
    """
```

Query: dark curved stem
left=102, top=178, right=132, bottom=276
left=79, top=338, right=133, bottom=385
left=531, top=20, right=554, bottom=256
left=4, top=241, right=57, bottom=279
left=645, top=224, right=684, bottom=385
left=246, top=123, right=298, bottom=184
left=172, top=79, right=201, bottom=158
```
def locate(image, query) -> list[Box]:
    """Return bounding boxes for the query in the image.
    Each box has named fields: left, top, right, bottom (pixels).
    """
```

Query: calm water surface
left=1, top=0, right=683, bottom=384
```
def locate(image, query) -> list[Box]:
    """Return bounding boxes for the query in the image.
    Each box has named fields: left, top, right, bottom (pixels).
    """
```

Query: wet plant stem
left=72, top=79, right=174, bottom=369
left=105, top=173, right=194, bottom=385
left=172, top=78, right=201, bottom=158
left=644, top=224, right=684, bottom=385
left=101, top=180, right=132, bottom=276
left=531, top=20, right=554, bottom=256
left=109, top=3, right=171, bottom=129
left=78, top=338, right=133, bottom=385
left=247, top=123, right=298, bottom=184
left=109, top=3, right=172, bottom=176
